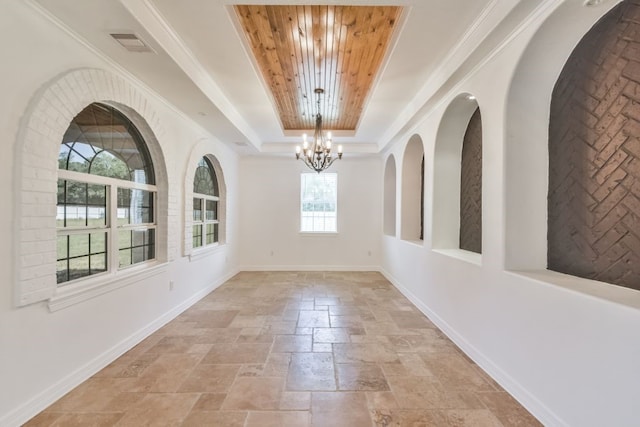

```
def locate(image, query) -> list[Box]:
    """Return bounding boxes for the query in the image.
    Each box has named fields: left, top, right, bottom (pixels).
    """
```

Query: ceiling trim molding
left=378, top=0, right=504, bottom=150
left=382, top=0, right=564, bottom=152
left=120, top=0, right=263, bottom=150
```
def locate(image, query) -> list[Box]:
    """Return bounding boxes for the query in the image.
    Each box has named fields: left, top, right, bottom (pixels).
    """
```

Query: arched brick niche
left=384, top=154, right=397, bottom=237
left=433, top=94, right=480, bottom=254
left=549, top=0, right=640, bottom=291
left=460, top=108, right=482, bottom=253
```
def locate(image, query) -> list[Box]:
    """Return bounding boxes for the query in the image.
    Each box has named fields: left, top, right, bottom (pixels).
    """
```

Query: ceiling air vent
left=110, top=33, right=155, bottom=53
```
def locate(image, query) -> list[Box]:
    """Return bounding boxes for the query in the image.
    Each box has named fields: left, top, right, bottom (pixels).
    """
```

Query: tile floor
left=25, top=271, right=541, bottom=426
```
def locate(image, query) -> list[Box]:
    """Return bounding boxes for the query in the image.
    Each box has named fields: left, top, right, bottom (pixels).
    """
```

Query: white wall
left=238, top=156, right=382, bottom=270
left=382, top=1, right=640, bottom=426
left=0, top=2, right=239, bottom=425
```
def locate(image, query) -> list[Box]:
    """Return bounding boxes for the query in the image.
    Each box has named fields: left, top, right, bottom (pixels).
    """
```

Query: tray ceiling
left=234, top=5, right=402, bottom=131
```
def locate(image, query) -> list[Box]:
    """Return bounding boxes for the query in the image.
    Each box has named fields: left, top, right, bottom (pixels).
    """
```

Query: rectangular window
left=300, top=173, right=337, bottom=233
left=56, top=178, right=157, bottom=284
left=192, top=196, right=219, bottom=248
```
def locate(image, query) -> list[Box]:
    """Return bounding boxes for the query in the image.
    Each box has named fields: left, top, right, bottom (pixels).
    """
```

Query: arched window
left=56, top=103, right=157, bottom=284
left=192, top=157, right=220, bottom=248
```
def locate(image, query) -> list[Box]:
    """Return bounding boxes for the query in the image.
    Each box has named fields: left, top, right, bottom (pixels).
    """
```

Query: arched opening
left=384, top=155, right=397, bottom=237
left=433, top=94, right=480, bottom=251
left=400, top=135, right=424, bottom=242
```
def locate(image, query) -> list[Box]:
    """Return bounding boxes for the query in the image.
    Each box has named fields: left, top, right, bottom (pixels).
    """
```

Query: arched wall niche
left=548, top=1, right=640, bottom=291
left=432, top=93, right=480, bottom=252
left=400, top=134, right=425, bottom=242
left=460, top=107, right=483, bottom=254
left=383, top=154, right=397, bottom=237
left=504, top=0, right=623, bottom=272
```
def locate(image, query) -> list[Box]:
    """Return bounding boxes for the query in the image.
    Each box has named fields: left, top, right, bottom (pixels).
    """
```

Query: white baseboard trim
left=238, top=265, right=380, bottom=272
left=379, top=268, right=567, bottom=427
left=2, top=268, right=239, bottom=427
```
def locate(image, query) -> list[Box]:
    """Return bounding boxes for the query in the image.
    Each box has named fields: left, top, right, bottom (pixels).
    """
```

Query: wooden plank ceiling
left=234, top=5, right=402, bottom=131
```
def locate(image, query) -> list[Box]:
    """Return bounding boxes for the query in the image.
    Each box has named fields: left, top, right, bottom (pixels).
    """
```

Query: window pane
left=69, top=234, right=89, bottom=258
left=193, top=224, right=203, bottom=248
left=193, top=157, right=218, bottom=196
left=300, top=173, right=337, bottom=232
left=69, top=256, right=90, bottom=281
left=206, top=200, right=217, bottom=221
left=205, top=223, right=218, bottom=245
left=118, top=188, right=154, bottom=225
left=193, top=198, right=202, bottom=222
left=59, top=103, right=155, bottom=184
left=118, top=229, right=155, bottom=268
left=56, top=232, right=107, bottom=284
left=57, top=180, right=106, bottom=228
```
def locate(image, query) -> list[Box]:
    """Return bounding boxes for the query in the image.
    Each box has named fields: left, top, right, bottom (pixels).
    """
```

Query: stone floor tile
left=311, top=392, right=372, bottom=427
left=298, top=310, right=331, bottom=327
left=448, top=409, right=505, bottom=427
left=286, top=353, right=336, bottom=391
left=222, top=377, right=284, bottom=410
left=181, top=410, right=247, bottom=427
left=477, top=392, right=543, bottom=426
left=273, top=334, right=313, bottom=352
left=177, top=363, right=240, bottom=393
left=191, top=393, right=226, bottom=411
left=245, top=410, right=311, bottom=426
left=201, top=342, right=271, bottom=364
left=313, top=327, right=351, bottom=343
left=336, top=363, right=390, bottom=391
left=279, top=391, right=311, bottom=410
left=116, top=392, right=199, bottom=426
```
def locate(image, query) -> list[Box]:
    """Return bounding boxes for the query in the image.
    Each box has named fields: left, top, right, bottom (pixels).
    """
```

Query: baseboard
left=2, top=268, right=238, bottom=427
left=379, top=268, right=567, bottom=427
left=238, top=264, right=380, bottom=272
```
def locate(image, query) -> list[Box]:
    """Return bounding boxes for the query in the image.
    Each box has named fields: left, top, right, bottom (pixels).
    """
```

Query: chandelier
left=295, top=88, right=342, bottom=173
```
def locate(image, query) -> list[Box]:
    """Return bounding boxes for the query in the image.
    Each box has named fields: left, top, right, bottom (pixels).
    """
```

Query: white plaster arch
left=14, top=68, right=172, bottom=306
left=383, top=154, right=397, bottom=237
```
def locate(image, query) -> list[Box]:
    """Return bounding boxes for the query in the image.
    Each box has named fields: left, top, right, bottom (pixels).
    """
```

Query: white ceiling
left=31, top=0, right=520, bottom=155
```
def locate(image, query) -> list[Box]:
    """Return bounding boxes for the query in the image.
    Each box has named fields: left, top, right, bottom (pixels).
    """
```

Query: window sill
left=506, top=269, right=640, bottom=311
left=400, top=238, right=424, bottom=247
left=48, top=262, right=168, bottom=312
left=432, top=248, right=482, bottom=266
left=299, top=232, right=339, bottom=237
left=189, top=243, right=225, bottom=262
